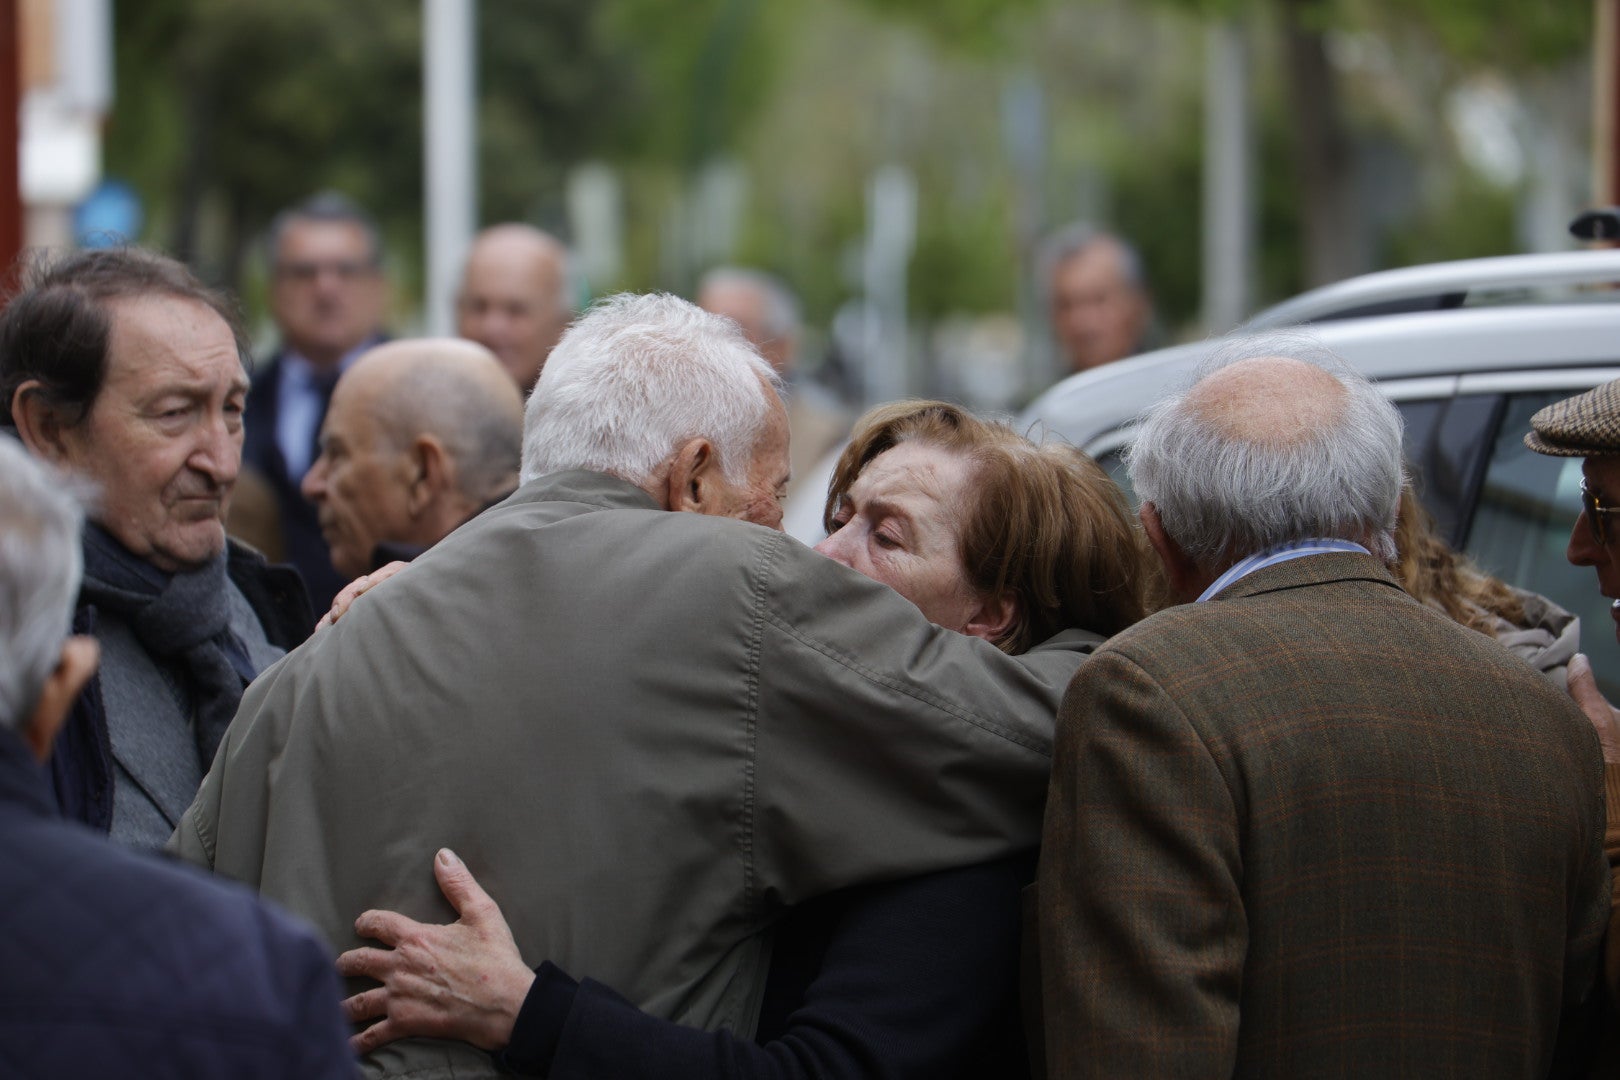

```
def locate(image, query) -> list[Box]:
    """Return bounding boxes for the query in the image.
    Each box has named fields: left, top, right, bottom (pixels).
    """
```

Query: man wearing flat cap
left=1527, top=378, right=1620, bottom=1046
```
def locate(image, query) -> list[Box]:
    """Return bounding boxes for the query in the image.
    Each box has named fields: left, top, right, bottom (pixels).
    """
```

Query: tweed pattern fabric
left=1526, top=377, right=1620, bottom=457
left=1039, top=552, right=1610, bottom=1079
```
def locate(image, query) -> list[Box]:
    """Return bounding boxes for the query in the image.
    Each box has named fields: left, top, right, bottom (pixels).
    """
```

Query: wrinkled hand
left=337, top=849, right=536, bottom=1054
left=1567, top=653, right=1620, bottom=766
left=314, top=560, right=409, bottom=632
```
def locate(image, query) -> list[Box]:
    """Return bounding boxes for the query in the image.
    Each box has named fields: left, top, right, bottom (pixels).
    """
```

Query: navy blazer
left=242, top=350, right=347, bottom=612
left=0, top=725, right=357, bottom=1077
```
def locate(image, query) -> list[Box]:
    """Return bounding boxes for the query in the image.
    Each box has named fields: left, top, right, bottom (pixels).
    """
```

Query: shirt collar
left=1197, top=538, right=1372, bottom=603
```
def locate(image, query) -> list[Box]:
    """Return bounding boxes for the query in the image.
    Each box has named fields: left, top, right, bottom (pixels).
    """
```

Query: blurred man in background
left=236, top=192, right=390, bottom=612
left=1039, top=223, right=1154, bottom=376
left=302, top=338, right=523, bottom=579
left=455, top=224, right=573, bottom=395
left=698, top=267, right=849, bottom=498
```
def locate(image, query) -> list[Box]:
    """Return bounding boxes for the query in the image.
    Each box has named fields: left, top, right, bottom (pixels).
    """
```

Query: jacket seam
left=760, top=607, right=1049, bottom=756
left=740, top=534, right=784, bottom=918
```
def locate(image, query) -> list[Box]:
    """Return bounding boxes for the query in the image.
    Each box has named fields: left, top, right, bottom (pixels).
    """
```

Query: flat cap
left=1525, top=377, right=1620, bottom=457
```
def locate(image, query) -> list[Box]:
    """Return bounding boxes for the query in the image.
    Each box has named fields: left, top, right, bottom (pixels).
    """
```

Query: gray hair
left=1036, top=222, right=1147, bottom=295
left=698, top=267, right=801, bottom=345
left=0, top=435, right=85, bottom=731
left=520, top=293, right=780, bottom=486
left=1126, top=332, right=1404, bottom=565
left=266, top=190, right=382, bottom=268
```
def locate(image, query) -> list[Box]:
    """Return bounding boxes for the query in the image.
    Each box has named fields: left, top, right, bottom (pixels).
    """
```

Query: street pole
left=424, top=0, right=476, bottom=335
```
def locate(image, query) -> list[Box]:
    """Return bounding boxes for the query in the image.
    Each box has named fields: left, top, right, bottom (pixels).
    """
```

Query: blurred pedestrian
left=236, top=191, right=390, bottom=612
left=699, top=267, right=850, bottom=499
left=0, top=435, right=356, bottom=1079
left=456, top=224, right=573, bottom=394
left=1039, top=333, right=1608, bottom=1077
left=1038, top=223, right=1154, bottom=376
left=1, top=247, right=311, bottom=850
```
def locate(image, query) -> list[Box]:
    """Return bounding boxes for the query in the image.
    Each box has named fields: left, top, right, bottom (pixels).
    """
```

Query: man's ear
left=664, top=437, right=724, bottom=515
left=10, top=382, right=75, bottom=464
left=1140, top=502, right=1207, bottom=603
left=404, top=435, right=453, bottom=517
left=21, top=636, right=99, bottom=763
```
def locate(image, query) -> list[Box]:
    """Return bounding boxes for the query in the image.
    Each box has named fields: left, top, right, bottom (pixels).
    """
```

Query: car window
left=1399, top=395, right=1501, bottom=548
left=1465, top=391, right=1618, bottom=699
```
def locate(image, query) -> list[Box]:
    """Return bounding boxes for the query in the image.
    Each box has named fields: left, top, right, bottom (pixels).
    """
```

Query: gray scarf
left=80, top=526, right=253, bottom=766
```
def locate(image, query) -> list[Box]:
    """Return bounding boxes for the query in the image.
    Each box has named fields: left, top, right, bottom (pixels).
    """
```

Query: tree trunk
left=1279, top=0, right=1363, bottom=287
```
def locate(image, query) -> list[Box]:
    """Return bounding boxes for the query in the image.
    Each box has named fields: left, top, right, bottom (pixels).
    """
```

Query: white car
left=1020, top=249, right=1620, bottom=694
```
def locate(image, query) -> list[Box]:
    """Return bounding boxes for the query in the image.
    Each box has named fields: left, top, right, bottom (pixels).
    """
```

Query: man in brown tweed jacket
left=1039, top=335, right=1611, bottom=1077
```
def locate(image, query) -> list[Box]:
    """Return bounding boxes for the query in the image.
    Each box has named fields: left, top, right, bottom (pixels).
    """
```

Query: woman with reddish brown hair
left=819, top=399, right=1152, bottom=653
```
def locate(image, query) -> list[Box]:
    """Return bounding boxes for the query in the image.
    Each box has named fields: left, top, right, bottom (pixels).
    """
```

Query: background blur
left=10, top=0, right=1600, bottom=408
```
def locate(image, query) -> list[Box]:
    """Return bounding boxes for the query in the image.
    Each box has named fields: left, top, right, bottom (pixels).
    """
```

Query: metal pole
left=424, top=0, right=476, bottom=335
left=1202, top=21, right=1253, bottom=333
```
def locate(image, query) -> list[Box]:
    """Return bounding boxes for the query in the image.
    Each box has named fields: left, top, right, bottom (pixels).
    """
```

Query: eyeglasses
left=275, top=259, right=377, bottom=284
left=1580, top=478, right=1620, bottom=545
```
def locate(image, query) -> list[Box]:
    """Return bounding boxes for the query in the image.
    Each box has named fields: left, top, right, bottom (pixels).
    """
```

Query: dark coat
left=49, top=539, right=311, bottom=832
left=0, top=724, right=356, bottom=1078
left=1038, top=551, right=1611, bottom=1078
left=241, top=350, right=348, bottom=611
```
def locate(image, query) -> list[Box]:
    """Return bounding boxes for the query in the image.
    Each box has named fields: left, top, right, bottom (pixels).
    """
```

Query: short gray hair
left=520, top=293, right=780, bottom=486
left=0, top=435, right=85, bottom=731
left=266, top=190, right=382, bottom=269
left=1036, top=222, right=1147, bottom=294
left=1127, top=332, right=1404, bottom=565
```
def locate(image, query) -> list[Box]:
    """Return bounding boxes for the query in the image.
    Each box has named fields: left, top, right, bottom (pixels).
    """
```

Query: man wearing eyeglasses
left=1527, top=381, right=1620, bottom=1058
left=233, top=192, right=391, bottom=612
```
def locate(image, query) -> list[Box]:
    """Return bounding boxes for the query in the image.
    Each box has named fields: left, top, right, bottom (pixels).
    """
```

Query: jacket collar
left=0, top=724, right=58, bottom=821
left=1209, top=549, right=1402, bottom=603
left=507, top=470, right=663, bottom=514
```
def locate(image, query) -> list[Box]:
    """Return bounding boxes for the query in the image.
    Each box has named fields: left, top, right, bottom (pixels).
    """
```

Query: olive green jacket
left=174, top=471, right=1099, bottom=1080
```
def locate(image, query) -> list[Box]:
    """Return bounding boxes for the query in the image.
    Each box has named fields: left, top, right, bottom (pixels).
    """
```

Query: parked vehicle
left=1020, top=249, right=1620, bottom=694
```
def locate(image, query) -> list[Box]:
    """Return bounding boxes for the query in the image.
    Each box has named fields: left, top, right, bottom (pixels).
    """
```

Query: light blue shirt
left=274, top=347, right=367, bottom=482
left=1196, top=538, right=1372, bottom=603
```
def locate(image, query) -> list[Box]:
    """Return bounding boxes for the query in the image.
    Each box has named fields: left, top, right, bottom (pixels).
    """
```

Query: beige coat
left=174, top=471, right=1099, bottom=1080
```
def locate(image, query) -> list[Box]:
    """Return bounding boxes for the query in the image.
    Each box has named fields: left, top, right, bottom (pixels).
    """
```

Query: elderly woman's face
left=815, top=440, right=991, bottom=638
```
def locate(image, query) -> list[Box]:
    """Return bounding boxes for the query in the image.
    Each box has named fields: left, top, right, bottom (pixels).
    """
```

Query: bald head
left=302, top=338, right=524, bottom=579
left=1128, top=336, right=1405, bottom=588
left=697, top=269, right=799, bottom=377
left=456, top=225, right=572, bottom=393
left=1183, top=356, right=1348, bottom=449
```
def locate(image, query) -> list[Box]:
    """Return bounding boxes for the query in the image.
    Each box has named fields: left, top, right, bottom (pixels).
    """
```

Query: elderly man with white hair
left=175, top=293, right=1094, bottom=1079
left=1037, top=335, right=1611, bottom=1077
left=0, top=437, right=357, bottom=1077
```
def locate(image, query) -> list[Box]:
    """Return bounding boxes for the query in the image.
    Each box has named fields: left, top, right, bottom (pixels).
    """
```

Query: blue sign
left=75, top=179, right=144, bottom=248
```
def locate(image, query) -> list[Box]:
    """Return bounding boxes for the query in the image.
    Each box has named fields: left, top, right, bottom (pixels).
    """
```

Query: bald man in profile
left=301, top=339, right=523, bottom=582
left=1038, top=336, right=1609, bottom=1076
left=456, top=225, right=572, bottom=393
left=698, top=267, right=850, bottom=497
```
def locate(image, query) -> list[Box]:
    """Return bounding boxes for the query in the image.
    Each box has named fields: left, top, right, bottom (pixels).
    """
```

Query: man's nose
left=192, top=412, right=242, bottom=486
left=301, top=455, right=329, bottom=501
left=1569, top=510, right=1605, bottom=567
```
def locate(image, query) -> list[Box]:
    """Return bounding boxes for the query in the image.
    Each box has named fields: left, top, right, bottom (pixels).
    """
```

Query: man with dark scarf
left=0, top=247, right=311, bottom=850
